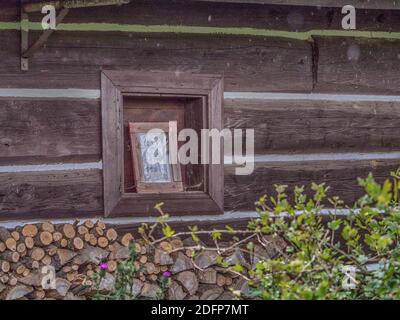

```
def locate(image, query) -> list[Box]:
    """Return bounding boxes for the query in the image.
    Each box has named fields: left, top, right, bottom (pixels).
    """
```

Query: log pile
left=0, top=220, right=269, bottom=300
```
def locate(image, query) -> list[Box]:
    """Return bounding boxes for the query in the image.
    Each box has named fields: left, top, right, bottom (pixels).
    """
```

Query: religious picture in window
left=138, top=131, right=171, bottom=182
left=129, top=122, right=183, bottom=193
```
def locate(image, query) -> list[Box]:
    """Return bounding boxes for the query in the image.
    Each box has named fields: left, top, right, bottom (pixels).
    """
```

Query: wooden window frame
left=101, top=70, right=224, bottom=217
left=128, top=121, right=183, bottom=193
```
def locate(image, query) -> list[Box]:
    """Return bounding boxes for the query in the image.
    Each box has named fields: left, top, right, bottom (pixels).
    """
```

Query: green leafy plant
left=92, top=169, right=400, bottom=300
left=156, top=271, right=172, bottom=299
left=93, top=242, right=142, bottom=300
left=245, top=169, right=400, bottom=300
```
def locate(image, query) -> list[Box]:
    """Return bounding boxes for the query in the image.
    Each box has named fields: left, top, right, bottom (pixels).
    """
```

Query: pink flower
left=100, top=262, right=108, bottom=270
left=162, top=271, right=171, bottom=277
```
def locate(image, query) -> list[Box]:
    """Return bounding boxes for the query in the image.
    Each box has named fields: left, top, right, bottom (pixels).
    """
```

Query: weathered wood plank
left=0, top=72, right=100, bottom=89
left=101, top=72, right=122, bottom=216
left=315, top=37, right=400, bottom=94
left=112, top=193, right=223, bottom=217
left=1, top=158, right=398, bottom=219
left=225, top=99, right=400, bottom=154
left=0, top=169, right=103, bottom=220
left=0, top=98, right=101, bottom=165
left=1, top=97, right=399, bottom=165
left=0, top=30, right=312, bottom=92
left=0, top=31, right=102, bottom=89
left=195, top=0, right=400, bottom=10
left=224, top=159, right=400, bottom=211
left=0, top=0, right=19, bottom=22
left=24, top=1, right=400, bottom=32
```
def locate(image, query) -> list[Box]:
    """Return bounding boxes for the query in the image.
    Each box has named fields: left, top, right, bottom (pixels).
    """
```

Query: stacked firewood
left=0, top=220, right=137, bottom=300
left=0, top=221, right=244, bottom=300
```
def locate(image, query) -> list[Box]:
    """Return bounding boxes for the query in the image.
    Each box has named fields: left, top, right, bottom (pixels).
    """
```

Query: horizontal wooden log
left=0, top=30, right=312, bottom=92
left=224, top=159, right=400, bottom=211
left=2, top=5, right=400, bottom=93
left=196, top=0, right=400, bottom=10
left=0, top=98, right=101, bottom=165
left=0, top=32, right=101, bottom=89
left=315, top=37, right=400, bottom=94
left=0, top=72, right=100, bottom=90
left=0, top=170, right=103, bottom=220
left=0, top=6, right=18, bottom=22
left=225, top=98, right=400, bottom=154
left=23, top=1, right=400, bottom=32
left=2, top=96, right=399, bottom=165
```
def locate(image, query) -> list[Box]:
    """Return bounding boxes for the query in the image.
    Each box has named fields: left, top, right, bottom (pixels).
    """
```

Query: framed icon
left=129, top=121, right=183, bottom=193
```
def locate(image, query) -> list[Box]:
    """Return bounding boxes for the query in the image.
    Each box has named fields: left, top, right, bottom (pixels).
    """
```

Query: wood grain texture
left=315, top=37, right=400, bottom=94
left=224, top=159, right=400, bottom=211
left=0, top=0, right=19, bottom=22
left=0, top=170, right=103, bottom=220
left=195, top=0, right=400, bottom=10
left=225, top=99, right=400, bottom=154
left=2, top=33, right=399, bottom=95
left=1, top=97, right=399, bottom=165
left=0, top=30, right=312, bottom=92
left=101, top=72, right=123, bottom=216
left=0, top=98, right=100, bottom=165
left=0, top=31, right=101, bottom=88
left=0, top=72, right=100, bottom=89
left=24, top=1, right=400, bottom=32
left=0, top=158, right=398, bottom=219
left=209, top=75, right=225, bottom=211
left=112, top=192, right=223, bottom=217
left=103, top=69, right=220, bottom=92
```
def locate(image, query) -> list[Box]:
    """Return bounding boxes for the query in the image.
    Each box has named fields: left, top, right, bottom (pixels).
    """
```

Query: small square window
left=101, top=70, right=224, bottom=217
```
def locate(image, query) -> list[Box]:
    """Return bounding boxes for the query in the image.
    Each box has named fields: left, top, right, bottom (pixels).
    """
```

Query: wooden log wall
left=0, top=0, right=399, bottom=221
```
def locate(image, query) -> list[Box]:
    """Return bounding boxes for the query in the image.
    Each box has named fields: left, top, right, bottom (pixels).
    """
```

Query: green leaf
left=231, top=263, right=244, bottom=273
left=328, top=219, right=342, bottom=231
left=162, top=225, right=175, bottom=238
left=225, top=225, right=235, bottom=234
left=246, top=242, right=255, bottom=251
left=211, top=230, right=222, bottom=241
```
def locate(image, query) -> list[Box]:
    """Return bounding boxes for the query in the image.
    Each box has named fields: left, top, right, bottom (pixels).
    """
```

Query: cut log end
left=62, top=224, right=76, bottom=239
left=106, top=228, right=118, bottom=242
left=83, top=220, right=94, bottom=229
left=42, top=222, right=55, bottom=233
left=121, top=233, right=134, bottom=247
left=73, top=237, right=84, bottom=250
left=97, top=237, right=109, bottom=249
left=5, top=238, right=17, bottom=252
left=39, top=231, right=54, bottom=246
left=31, top=248, right=45, bottom=262
left=22, top=225, right=38, bottom=238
